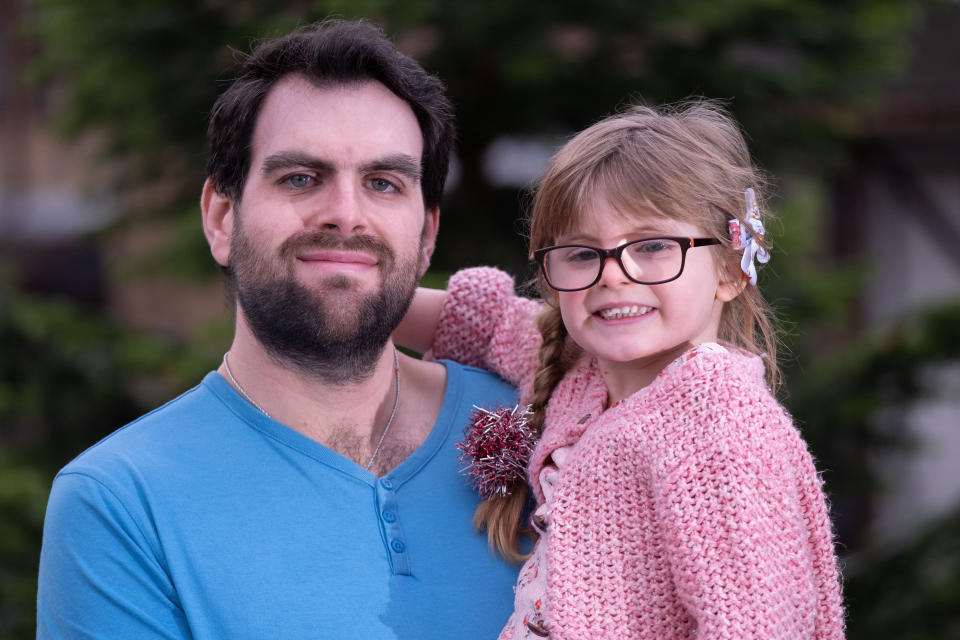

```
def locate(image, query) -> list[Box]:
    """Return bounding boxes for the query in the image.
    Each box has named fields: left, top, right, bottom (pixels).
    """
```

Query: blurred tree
left=844, top=506, right=960, bottom=640
left=0, top=278, right=140, bottom=639
left=0, top=273, right=222, bottom=639
left=28, top=0, right=924, bottom=272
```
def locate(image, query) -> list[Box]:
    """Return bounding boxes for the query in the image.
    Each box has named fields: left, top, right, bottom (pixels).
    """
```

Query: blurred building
left=0, top=1, right=114, bottom=307
left=832, top=2, right=960, bottom=545
left=0, top=1, right=223, bottom=327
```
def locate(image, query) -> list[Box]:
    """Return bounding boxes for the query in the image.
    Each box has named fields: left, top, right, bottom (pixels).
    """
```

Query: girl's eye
left=284, top=174, right=314, bottom=189
left=631, top=239, right=676, bottom=256
left=563, top=248, right=600, bottom=264
left=368, top=177, right=398, bottom=193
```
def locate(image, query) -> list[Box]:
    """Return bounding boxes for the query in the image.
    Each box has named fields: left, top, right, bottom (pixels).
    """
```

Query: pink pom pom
left=456, top=404, right=537, bottom=499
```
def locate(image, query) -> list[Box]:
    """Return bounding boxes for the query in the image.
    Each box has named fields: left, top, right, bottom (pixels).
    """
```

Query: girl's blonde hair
left=477, top=100, right=779, bottom=562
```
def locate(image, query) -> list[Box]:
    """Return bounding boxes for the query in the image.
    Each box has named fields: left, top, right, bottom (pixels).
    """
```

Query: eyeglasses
left=533, top=236, right=722, bottom=292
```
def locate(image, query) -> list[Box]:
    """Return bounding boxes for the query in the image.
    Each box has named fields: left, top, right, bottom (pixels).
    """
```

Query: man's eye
left=284, top=174, right=314, bottom=189
left=368, top=178, right=398, bottom=193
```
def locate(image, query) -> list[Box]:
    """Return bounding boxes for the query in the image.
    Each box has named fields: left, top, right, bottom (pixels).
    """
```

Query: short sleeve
left=37, top=472, right=191, bottom=639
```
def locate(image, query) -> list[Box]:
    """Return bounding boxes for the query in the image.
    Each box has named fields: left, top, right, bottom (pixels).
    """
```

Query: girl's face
left=553, top=197, right=742, bottom=392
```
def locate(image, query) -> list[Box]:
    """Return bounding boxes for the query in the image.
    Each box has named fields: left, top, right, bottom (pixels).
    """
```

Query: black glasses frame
left=533, top=236, right=722, bottom=292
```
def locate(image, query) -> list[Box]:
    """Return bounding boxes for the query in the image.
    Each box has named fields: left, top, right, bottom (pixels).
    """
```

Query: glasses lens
left=541, top=238, right=686, bottom=290
left=621, top=238, right=683, bottom=283
left=543, top=246, right=602, bottom=290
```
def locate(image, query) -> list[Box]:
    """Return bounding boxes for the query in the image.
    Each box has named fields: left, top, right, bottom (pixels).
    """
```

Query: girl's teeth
left=599, top=305, right=652, bottom=320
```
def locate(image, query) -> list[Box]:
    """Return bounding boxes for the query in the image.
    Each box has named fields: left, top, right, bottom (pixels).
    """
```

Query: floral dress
left=497, top=445, right=571, bottom=639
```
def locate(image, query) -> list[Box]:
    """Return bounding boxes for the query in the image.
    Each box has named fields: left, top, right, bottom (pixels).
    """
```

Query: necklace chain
left=222, top=352, right=271, bottom=417
left=221, top=349, right=401, bottom=470
left=366, top=348, right=400, bottom=470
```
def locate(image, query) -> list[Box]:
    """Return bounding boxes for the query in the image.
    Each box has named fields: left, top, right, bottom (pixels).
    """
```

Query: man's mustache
left=278, top=231, right=395, bottom=263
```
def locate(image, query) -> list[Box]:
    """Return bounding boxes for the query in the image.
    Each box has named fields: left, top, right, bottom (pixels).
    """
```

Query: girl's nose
left=596, top=254, right=632, bottom=287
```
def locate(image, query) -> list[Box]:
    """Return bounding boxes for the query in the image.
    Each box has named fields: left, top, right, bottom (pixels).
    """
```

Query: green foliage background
left=2, top=0, right=958, bottom=637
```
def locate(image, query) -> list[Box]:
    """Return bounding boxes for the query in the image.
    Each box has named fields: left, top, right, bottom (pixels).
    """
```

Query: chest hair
left=323, top=426, right=420, bottom=477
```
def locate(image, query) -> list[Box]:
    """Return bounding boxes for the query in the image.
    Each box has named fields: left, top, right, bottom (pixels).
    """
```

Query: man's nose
left=306, top=178, right=366, bottom=233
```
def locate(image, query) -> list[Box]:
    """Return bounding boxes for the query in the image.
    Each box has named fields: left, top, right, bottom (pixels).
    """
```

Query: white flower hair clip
left=728, top=188, right=771, bottom=285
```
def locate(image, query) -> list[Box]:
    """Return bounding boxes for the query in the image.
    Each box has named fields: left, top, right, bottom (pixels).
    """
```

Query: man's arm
left=393, top=287, right=448, bottom=354
left=37, top=472, right=190, bottom=639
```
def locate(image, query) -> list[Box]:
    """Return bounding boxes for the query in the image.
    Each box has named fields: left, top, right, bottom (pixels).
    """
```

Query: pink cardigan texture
left=431, top=267, right=845, bottom=640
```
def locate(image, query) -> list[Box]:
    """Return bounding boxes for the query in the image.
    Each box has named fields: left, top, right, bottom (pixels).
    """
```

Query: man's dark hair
left=206, top=19, right=455, bottom=210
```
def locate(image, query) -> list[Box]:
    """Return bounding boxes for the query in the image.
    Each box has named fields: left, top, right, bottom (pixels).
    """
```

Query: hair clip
left=728, top=188, right=770, bottom=285
left=456, top=404, right=537, bottom=499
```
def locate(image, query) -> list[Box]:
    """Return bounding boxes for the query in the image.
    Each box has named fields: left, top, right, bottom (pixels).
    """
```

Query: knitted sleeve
left=429, top=267, right=542, bottom=395
left=652, top=374, right=844, bottom=639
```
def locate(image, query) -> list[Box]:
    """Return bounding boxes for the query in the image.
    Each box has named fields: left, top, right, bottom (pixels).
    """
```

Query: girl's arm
left=399, top=267, right=543, bottom=394
left=655, top=386, right=843, bottom=639
left=393, top=287, right=447, bottom=354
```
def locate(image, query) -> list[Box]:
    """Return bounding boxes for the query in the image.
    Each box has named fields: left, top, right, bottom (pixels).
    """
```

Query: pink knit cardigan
left=431, top=267, right=845, bottom=640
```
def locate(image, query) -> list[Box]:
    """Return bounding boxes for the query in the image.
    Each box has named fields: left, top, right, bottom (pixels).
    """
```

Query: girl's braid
left=473, top=303, right=580, bottom=562
left=528, top=304, right=579, bottom=439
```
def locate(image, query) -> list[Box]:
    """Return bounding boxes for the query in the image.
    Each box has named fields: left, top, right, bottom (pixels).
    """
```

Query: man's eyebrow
left=261, top=152, right=334, bottom=175
left=359, top=154, right=422, bottom=182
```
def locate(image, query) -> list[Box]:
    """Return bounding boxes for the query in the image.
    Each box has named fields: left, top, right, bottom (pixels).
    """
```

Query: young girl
left=397, top=102, right=844, bottom=639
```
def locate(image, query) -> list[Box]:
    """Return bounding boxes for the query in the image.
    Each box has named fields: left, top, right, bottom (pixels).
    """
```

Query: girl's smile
left=593, top=303, right=655, bottom=321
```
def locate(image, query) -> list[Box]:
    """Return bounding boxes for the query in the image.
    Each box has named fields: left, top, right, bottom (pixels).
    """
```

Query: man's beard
left=229, top=222, right=422, bottom=384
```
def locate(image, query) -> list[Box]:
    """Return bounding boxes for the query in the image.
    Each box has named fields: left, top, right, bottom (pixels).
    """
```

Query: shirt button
left=391, top=539, right=406, bottom=553
left=382, top=510, right=397, bottom=523
left=380, top=478, right=394, bottom=490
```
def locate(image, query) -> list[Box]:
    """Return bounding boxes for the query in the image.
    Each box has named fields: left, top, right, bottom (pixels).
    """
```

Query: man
left=37, top=20, right=519, bottom=639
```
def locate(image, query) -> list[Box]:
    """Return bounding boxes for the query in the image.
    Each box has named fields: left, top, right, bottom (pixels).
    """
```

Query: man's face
left=221, top=76, right=437, bottom=382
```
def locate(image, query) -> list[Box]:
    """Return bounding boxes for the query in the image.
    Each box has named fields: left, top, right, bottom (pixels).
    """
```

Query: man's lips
left=296, top=250, right=378, bottom=268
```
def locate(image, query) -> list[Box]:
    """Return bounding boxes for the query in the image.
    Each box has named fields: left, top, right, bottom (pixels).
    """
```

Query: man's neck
left=218, top=319, right=446, bottom=475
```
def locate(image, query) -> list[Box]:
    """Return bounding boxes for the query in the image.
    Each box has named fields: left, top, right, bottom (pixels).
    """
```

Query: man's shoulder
left=439, top=358, right=518, bottom=398
left=59, top=373, right=229, bottom=480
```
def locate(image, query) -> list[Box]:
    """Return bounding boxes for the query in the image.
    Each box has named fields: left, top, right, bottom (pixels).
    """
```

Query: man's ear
left=717, top=272, right=748, bottom=302
left=201, top=178, right=234, bottom=268
left=418, top=206, right=440, bottom=277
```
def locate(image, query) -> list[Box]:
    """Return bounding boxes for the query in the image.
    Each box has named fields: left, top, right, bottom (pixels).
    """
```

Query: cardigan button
left=577, top=413, right=591, bottom=424
left=532, top=514, right=548, bottom=533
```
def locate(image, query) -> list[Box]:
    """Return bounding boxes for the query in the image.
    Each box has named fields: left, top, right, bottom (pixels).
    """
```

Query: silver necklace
left=365, top=347, right=401, bottom=469
left=222, top=352, right=271, bottom=417
left=221, top=349, right=401, bottom=470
